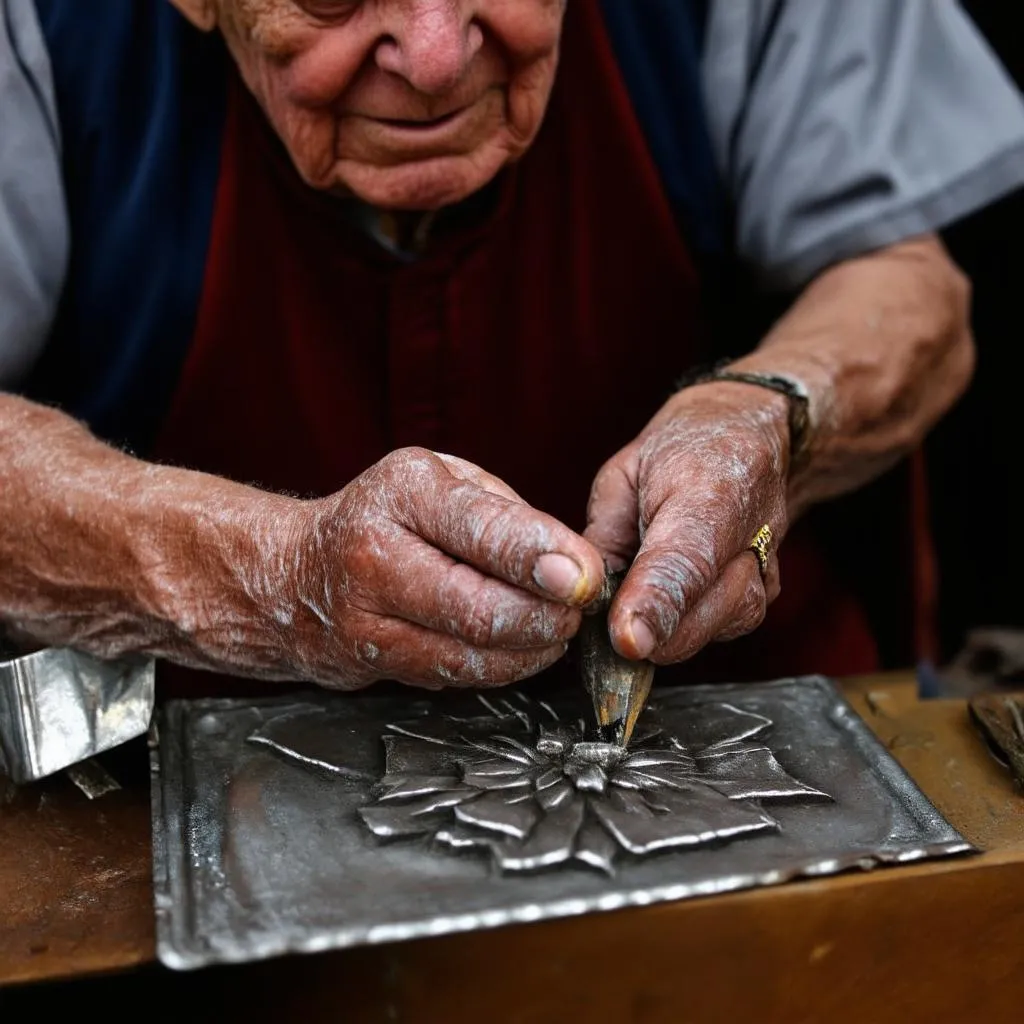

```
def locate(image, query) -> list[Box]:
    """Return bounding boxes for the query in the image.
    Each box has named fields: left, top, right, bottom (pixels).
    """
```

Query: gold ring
left=749, top=524, right=773, bottom=578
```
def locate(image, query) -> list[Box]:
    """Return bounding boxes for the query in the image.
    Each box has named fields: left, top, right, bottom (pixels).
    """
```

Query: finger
left=362, top=530, right=582, bottom=649
left=397, top=450, right=605, bottom=606
left=607, top=499, right=757, bottom=659
left=700, top=549, right=780, bottom=644
left=642, top=552, right=775, bottom=664
left=606, top=497, right=782, bottom=659
left=583, top=448, right=642, bottom=571
left=348, top=616, right=568, bottom=689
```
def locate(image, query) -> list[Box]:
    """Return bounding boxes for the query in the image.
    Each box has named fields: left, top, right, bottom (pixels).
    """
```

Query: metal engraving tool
left=578, top=568, right=655, bottom=747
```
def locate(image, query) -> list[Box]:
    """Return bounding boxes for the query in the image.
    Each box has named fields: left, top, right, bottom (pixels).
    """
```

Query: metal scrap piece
left=65, top=758, right=122, bottom=800
left=0, top=646, right=154, bottom=783
left=968, top=693, right=1024, bottom=788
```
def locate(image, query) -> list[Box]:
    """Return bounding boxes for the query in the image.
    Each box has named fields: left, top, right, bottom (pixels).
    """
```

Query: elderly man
left=1, top=0, right=1022, bottom=697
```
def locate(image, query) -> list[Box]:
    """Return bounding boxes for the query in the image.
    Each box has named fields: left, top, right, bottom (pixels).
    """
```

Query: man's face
left=192, top=0, right=565, bottom=209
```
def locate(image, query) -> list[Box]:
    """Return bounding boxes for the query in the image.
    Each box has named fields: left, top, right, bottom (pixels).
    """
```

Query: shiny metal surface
left=151, top=676, right=973, bottom=971
left=0, top=647, right=154, bottom=783
left=356, top=694, right=829, bottom=872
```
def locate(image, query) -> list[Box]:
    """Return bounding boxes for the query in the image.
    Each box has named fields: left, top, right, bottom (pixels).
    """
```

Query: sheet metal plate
left=151, top=676, right=971, bottom=970
left=1, top=646, right=154, bottom=783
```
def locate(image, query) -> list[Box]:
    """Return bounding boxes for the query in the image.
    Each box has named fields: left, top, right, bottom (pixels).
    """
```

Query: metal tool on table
left=578, top=568, right=655, bottom=747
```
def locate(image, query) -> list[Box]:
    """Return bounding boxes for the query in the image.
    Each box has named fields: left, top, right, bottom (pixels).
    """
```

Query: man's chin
left=333, top=149, right=510, bottom=211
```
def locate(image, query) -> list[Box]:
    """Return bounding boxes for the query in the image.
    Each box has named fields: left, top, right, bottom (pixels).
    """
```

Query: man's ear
left=167, top=0, right=218, bottom=31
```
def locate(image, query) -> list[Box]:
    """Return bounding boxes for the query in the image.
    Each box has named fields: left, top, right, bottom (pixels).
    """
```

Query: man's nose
left=375, top=2, right=484, bottom=95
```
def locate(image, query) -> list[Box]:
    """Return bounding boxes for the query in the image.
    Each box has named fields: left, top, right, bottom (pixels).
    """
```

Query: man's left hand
left=584, top=384, right=790, bottom=663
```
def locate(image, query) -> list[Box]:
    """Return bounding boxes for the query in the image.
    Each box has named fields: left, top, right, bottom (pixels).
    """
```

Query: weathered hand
left=280, top=448, right=605, bottom=690
left=584, top=385, right=790, bottom=664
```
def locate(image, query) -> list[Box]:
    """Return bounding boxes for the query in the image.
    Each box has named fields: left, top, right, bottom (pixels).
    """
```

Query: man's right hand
left=0, top=395, right=605, bottom=691
left=277, top=448, right=605, bottom=690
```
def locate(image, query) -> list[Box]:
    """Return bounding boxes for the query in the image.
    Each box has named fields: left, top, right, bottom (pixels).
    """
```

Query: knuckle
left=636, top=547, right=715, bottom=636
left=457, top=592, right=573, bottom=649
left=429, top=646, right=492, bottom=687
left=458, top=589, right=499, bottom=647
left=635, top=469, right=677, bottom=527
left=432, top=644, right=565, bottom=688
left=519, top=602, right=578, bottom=646
left=475, top=505, right=549, bottom=579
left=712, top=572, right=766, bottom=643
left=536, top=604, right=581, bottom=643
left=356, top=639, right=382, bottom=665
left=737, top=576, right=767, bottom=634
left=343, top=626, right=388, bottom=678
left=388, top=445, right=435, bottom=470
left=370, top=448, right=406, bottom=483
left=375, top=447, right=441, bottom=515
left=587, top=458, right=632, bottom=516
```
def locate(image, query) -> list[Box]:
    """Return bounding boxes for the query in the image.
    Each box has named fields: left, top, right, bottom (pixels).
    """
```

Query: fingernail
left=625, top=615, right=657, bottom=660
left=533, top=553, right=585, bottom=601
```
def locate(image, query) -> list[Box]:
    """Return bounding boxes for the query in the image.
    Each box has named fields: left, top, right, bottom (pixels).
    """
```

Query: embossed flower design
left=356, top=694, right=829, bottom=874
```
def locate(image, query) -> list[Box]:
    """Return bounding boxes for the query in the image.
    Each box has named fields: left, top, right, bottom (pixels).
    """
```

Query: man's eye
left=297, top=0, right=362, bottom=22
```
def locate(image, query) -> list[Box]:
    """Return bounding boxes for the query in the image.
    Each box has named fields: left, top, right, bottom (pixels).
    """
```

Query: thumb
left=583, top=446, right=642, bottom=572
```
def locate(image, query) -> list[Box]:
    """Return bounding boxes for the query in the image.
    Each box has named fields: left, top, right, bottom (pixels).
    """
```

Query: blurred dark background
left=931, top=1, right=1024, bottom=659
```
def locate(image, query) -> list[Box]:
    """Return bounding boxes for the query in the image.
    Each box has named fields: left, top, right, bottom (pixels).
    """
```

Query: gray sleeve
left=0, top=0, right=67, bottom=386
left=702, top=0, right=1024, bottom=290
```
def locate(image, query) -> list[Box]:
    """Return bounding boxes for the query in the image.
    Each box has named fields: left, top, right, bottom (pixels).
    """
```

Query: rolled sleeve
left=0, top=0, right=67, bottom=385
left=702, top=0, right=1024, bottom=290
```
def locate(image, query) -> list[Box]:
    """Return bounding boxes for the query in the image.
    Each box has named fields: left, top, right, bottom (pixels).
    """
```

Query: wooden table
left=2, top=673, right=1023, bottom=1022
